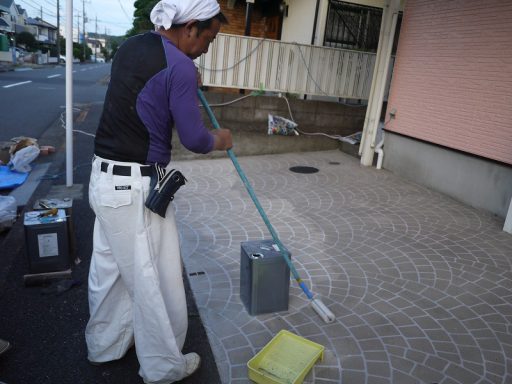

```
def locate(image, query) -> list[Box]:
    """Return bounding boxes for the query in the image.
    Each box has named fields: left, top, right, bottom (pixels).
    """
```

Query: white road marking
left=47, top=74, right=61, bottom=79
left=3, top=80, right=32, bottom=88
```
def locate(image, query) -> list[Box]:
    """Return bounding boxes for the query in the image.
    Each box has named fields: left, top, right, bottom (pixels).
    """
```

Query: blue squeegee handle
left=197, top=89, right=314, bottom=300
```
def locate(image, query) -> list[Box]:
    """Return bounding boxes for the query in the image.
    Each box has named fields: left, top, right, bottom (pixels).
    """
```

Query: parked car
left=90, top=55, right=106, bottom=63
left=15, top=47, right=26, bottom=59
left=59, top=55, right=79, bottom=63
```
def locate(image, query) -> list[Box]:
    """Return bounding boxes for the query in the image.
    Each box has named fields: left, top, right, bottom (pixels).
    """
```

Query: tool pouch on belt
left=145, top=165, right=187, bottom=218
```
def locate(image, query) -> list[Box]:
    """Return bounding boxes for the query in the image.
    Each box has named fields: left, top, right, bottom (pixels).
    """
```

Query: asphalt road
left=0, top=63, right=110, bottom=141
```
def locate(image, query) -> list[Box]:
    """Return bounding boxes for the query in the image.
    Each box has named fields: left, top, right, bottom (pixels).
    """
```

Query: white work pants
left=86, top=156, right=188, bottom=384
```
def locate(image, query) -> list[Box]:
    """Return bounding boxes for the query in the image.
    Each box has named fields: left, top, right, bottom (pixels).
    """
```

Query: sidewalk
left=173, top=150, right=512, bottom=384
left=0, top=62, right=49, bottom=72
left=1, top=98, right=512, bottom=384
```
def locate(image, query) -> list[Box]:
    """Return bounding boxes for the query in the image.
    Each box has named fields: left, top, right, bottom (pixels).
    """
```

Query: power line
left=17, top=0, right=57, bottom=19
left=18, top=0, right=132, bottom=36
left=116, top=0, right=132, bottom=22
left=95, top=18, right=133, bottom=26
left=42, top=0, right=57, bottom=7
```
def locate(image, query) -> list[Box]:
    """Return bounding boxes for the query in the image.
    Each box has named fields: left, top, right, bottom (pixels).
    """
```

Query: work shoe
left=183, top=352, right=201, bottom=378
left=0, top=339, right=11, bottom=356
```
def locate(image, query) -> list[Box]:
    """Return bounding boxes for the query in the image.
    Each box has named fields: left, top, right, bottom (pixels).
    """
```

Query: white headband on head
left=150, top=0, right=221, bottom=30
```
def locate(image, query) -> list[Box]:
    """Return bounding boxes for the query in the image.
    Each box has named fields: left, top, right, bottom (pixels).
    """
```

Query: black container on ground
left=240, top=240, right=291, bottom=315
left=24, top=209, right=70, bottom=274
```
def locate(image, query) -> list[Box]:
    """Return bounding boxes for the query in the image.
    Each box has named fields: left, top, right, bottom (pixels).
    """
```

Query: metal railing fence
left=195, top=33, right=393, bottom=100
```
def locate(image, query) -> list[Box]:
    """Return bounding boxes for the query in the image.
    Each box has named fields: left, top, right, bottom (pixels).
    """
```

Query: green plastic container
left=247, top=330, right=324, bottom=384
left=0, top=34, right=9, bottom=52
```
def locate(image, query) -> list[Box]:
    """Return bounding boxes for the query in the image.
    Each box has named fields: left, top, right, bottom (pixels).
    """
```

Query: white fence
left=195, top=33, right=393, bottom=100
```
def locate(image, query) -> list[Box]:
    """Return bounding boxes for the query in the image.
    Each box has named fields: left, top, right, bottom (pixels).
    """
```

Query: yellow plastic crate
left=247, top=330, right=325, bottom=384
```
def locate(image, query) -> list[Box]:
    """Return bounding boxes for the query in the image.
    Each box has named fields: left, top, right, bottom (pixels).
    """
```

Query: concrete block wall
left=172, top=92, right=366, bottom=160
left=0, top=50, right=12, bottom=63
left=384, top=132, right=512, bottom=219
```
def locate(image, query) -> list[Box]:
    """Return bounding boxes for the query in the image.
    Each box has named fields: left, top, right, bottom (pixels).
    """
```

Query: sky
left=16, top=0, right=135, bottom=37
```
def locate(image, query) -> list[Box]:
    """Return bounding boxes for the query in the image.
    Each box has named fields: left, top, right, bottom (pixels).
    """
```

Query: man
left=85, top=1, right=232, bottom=383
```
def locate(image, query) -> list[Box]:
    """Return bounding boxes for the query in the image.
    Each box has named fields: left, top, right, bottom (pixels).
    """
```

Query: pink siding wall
left=386, top=0, right=512, bottom=165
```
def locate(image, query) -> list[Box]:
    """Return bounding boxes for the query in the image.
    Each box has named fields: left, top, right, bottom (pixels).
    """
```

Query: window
left=323, top=0, right=401, bottom=53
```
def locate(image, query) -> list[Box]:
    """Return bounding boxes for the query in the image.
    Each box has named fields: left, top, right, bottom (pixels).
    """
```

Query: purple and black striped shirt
left=94, top=31, right=214, bottom=166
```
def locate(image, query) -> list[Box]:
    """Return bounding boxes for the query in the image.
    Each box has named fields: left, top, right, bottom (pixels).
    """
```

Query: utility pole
left=94, top=15, right=98, bottom=63
left=77, top=13, right=80, bottom=44
left=82, top=0, right=87, bottom=61
left=40, top=6, right=43, bottom=19
left=56, top=0, right=60, bottom=59
left=104, top=26, right=108, bottom=52
left=65, top=0, right=74, bottom=186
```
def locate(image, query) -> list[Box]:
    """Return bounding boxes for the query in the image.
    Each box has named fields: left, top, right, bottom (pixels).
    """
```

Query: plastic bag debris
left=9, top=145, right=40, bottom=173
left=268, top=114, right=298, bottom=136
left=9, top=137, right=38, bottom=154
left=0, top=196, right=17, bottom=232
left=340, top=131, right=362, bottom=145
left=7, top=137, right=40, bottom=173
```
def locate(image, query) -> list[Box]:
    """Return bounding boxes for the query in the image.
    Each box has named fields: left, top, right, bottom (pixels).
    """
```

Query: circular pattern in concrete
left=175, top=151, right=512, bottom=384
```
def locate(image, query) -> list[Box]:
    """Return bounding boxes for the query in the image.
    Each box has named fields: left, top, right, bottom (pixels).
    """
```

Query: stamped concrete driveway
left=174, top=150, right=512, bottom=384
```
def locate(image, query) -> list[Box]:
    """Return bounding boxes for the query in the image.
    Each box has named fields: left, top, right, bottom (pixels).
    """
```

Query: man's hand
left=212, top=129, right=233, bottom=151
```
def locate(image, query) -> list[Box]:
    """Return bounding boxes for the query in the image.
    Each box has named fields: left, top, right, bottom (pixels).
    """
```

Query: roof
left=26, top=17, right=57, bottom=30
left=15, top=4, right=25, bottom=15
left=0, top=17, right=9, bottom=28
left=0, top=0, right=13, bottom=13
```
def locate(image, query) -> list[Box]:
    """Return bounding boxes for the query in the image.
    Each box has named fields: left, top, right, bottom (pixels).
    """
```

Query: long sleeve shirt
left=94, top=31, right=214, bottom=166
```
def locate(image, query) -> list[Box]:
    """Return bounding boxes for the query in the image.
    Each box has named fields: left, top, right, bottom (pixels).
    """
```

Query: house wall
left=5, top=2, right=15, bottom=31
left=385, top=0, right=512, bottom=165
left=281, top=0, right=317, bottom=44
left=383, top=0, right=512, bottom=219
left=15, top=9, right=25, bottom=25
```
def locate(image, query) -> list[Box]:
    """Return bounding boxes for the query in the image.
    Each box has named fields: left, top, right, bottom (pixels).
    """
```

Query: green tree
left=110, top=40, right=119, bottom=58
left=100, top=46, right=109, bottom=61
left=15, top=31, right=37, bottom=51
left=127, top=0, right=158, bottom=36
left=72, top=42, right=92, bottom=62
left=59, top=37, right=65, bottom=55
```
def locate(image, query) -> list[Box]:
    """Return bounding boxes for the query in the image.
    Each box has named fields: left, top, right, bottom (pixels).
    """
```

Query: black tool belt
left=145, top=165, right=187, bottom=218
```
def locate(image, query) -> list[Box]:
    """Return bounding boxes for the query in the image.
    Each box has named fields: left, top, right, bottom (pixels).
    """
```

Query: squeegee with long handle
left=197, top=89, right=335, bottom=324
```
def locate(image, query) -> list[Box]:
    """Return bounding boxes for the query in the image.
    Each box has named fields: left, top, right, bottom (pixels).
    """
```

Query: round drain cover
left=289, top=166, right=319, bottom=174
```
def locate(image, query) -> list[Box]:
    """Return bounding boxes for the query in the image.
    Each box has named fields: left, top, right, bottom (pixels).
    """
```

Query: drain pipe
left=505, top=197, right=512, bottom=234
left=375, top=109, right=396, bottom=170
left=375, top=131, right=384, bottom=170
